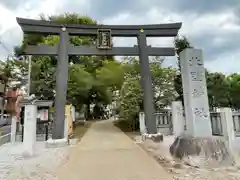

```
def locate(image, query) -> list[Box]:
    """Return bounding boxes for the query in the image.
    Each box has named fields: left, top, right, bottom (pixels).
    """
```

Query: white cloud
left=0, top=1, right=239, bottom=74
left=0, top=4, right=16, bottom=34
left=0, top=0, right=62, bottom=34
left=205, top=51, right=240, bottom=75
left=102, top=7, right=240, bottom=73
left=0, top=0, right=64, bottom=58
left=103, top=7, right=239, bottom=38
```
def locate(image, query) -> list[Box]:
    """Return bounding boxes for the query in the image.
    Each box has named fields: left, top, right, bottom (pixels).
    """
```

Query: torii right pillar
left=180, top=48, right=212, bottom=137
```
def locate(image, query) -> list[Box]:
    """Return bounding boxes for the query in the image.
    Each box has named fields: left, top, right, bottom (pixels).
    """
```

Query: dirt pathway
left=57, top=120, right=172, bottom=180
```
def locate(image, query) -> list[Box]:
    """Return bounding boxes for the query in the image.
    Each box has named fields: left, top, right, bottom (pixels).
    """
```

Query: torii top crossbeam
left=16, top=18, right=182, bottom=37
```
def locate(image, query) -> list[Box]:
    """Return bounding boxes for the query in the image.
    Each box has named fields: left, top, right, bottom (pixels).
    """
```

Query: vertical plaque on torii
left=97, top=29, right=112, bottom=49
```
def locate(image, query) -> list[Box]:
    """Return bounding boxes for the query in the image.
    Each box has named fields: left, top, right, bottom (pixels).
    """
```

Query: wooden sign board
left=65, top=105, right=73, bottom=136
left=38, top=109, right=48, bottom=121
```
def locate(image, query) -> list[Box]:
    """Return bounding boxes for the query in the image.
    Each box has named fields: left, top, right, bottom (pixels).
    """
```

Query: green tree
left=150, top=59, right=177, bottom=109
left=0, top=59, right=17, bottom=117
left=121, top=57, right=177, bottom=109
left=96, top=61, right=125, bottom=91
left=14, top=13, right=121, bottom=118
left=67, top=64, right=94, bottom=111
left=0, top=59, right=16, bottom=87
left=173, top=36, right=192, bottom=102
left=118, top=77, right=143, bottom=131
left=206, top=71, right=230, bottom=110
left=227, top=73, right=240, bottom=110
left=117, top=56, right=177, bottom=131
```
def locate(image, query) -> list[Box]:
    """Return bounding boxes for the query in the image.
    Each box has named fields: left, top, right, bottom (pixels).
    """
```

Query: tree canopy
left=0, top=12, right=240, bottom=124
left=13, top=13, right=123, bottom=118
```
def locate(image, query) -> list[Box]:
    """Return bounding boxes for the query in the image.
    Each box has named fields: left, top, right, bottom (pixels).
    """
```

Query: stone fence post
left=220, top=108, right=235, bottom=152
left=23, top=104, right=37, bottom=156
left=171, top=101, right=185, bottom=137
left=10, top=116, right=17, bottom=143
left=139, top=112, right=147, bottom=135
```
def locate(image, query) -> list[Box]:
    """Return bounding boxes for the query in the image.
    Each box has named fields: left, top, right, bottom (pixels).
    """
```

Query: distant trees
left=173, top=36, right=240, bottom=110
left=116, top=56, right=177, bottom=131
left=13, top=13, right=124, bottom=119
left=0, top=12, right=238, bottom=125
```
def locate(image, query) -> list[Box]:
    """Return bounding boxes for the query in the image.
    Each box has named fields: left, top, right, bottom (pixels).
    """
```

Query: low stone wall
left=0, top=133, right=10, bottom=146
left=16, top=134, right=52, bottom=142
left=157, top=126, right=172, bottom=135
left=142, top=133, right=164, bottom=142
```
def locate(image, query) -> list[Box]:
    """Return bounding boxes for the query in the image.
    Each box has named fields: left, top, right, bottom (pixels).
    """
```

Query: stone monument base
left=45, top=138, right=69, bottom=148
left=169, top=135, right=235, bottom=168
left=142, top=133, right=163, bottom=143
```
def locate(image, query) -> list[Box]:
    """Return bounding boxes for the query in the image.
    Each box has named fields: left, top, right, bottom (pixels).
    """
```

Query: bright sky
left=0, top=0, right=240, bottom=74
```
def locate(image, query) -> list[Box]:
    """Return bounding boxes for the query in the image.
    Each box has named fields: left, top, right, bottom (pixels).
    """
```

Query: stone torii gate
left=16, top=17, right=182, bottom=139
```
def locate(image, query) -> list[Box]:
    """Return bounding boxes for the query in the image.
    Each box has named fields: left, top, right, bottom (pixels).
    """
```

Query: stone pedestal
left=220, top=108, right=235, bottom=152
left=169, top=135, right=235, bottom=167
left=23, top=104, right=37, bottom=156
left=180, top=48, right=212, bottom=137
left=46, top=114, right=69, bottom=148
left=45, top=138, right=68, bottom=148
left=171, top=101, right=185, bottom=136
left=142, top=133, right=163, bottom=143
left=10, top=116, right=17, bottom=143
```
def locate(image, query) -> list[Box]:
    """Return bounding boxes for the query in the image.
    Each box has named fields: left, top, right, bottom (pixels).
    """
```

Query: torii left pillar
left=52, top=27, right=69, bottom=139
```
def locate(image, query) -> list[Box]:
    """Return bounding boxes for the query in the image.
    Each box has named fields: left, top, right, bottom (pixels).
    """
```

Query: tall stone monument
left=180, top=48, right=212, bottom=137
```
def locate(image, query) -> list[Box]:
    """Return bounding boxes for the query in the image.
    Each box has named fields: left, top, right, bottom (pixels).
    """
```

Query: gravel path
left=137, top=136, right=240, bottom=180
left=4, top=122, right=240, bottom=180
left=0, top=142, right=70, bottom=180
left=57, top=120, right=173, bottom=180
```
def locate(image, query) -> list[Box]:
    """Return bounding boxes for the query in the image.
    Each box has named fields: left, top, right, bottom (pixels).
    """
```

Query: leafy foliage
left=12, top=13, right=120, bottom=118
left=173, top=36, right=192, bottom=103
left=116, top=57, right=177, bottom=130
left=96, top=61, right=125, bottom=90
left=206, top=72, right=230, bottom=109
left=227, top=74, right=240, bottom=110
left=118, top=77, right=143, bottom=131
left=2, top=12, right=240, bottom=128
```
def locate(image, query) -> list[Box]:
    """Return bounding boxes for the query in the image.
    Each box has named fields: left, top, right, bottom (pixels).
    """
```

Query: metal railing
left=153, top=110, right=240, bottom=136
left=210, top=112, right=240, bottom=136
left=155, top=112, right=172, bottom=135
left=210, top=112, right=223, bottom=136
